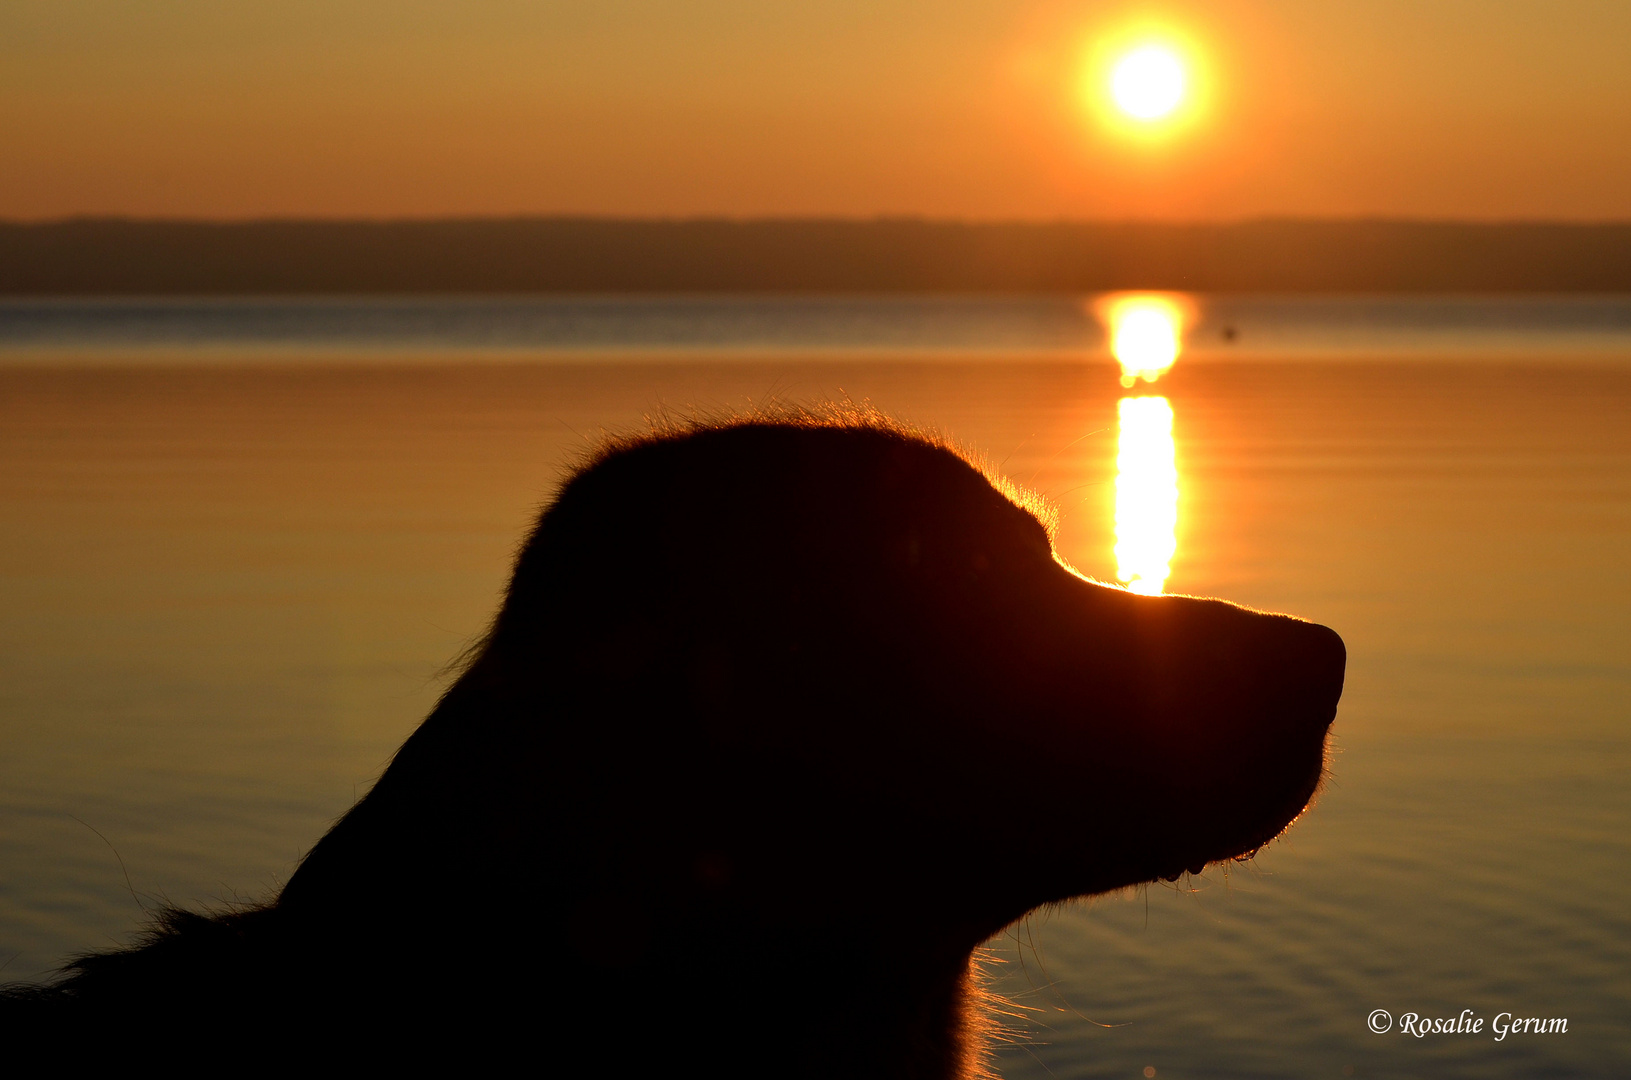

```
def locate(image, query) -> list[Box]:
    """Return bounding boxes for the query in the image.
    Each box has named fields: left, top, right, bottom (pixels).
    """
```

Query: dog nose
left=1277, top=618, right=1346, bottom=730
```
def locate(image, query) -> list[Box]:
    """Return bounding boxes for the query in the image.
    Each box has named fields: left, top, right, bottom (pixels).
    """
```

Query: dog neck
left=560, top=913, right=998, bottom=1080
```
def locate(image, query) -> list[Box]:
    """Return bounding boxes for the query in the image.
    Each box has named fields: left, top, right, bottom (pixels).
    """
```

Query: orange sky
left=3, top=0, right=1629, bottom=221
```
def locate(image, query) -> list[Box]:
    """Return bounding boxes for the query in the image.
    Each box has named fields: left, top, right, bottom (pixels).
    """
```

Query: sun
left=1080, top=30, right=1206, bottom=138
left=1109, top=45, right=1186, bottom=121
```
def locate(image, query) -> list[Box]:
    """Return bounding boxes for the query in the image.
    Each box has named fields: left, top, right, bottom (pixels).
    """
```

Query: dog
left=4, top=414, right=1344, bottom=1076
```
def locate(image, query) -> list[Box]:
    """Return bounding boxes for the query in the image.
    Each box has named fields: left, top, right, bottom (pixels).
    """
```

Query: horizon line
left=7, top=214, right=1631, bottom=229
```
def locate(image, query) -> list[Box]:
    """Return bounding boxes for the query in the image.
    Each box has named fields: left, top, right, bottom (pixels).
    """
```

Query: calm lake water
left=1, top=296, right=1627, bottom=1077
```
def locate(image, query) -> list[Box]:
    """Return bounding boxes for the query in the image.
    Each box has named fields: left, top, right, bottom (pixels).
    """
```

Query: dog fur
left=4, top=414, right=1344, bottom=1075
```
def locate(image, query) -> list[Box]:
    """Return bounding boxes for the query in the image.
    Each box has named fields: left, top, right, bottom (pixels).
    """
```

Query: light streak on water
left=1115, top=396, right=1178, bottom=595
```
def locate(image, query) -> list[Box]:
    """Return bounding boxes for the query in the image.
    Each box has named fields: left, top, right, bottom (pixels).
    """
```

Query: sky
left=3, top=0, right=1629, bottom=221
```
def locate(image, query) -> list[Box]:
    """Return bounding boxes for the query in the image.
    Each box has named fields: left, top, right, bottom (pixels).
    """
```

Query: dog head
left=282, top=417, right=1344, bottom=956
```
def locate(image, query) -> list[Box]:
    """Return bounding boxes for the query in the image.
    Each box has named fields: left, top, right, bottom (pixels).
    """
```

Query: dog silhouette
left=6, top=416, right=1344, bottom=1076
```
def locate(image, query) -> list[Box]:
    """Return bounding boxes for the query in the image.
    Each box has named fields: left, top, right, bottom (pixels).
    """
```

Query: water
left=1, top=296, right=1627, bottom=1077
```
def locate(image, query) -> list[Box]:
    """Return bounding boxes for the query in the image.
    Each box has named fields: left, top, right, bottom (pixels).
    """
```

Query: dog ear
left=687, top=636, right=742, bottom=733
left=566, top=614, right=662, bottom=683
left=566, top=889, right=653, bottom=971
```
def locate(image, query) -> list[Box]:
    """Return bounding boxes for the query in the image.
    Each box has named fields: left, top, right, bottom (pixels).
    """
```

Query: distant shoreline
left=4, top=218, right=1631, bottom=295
left=4, top=295, right=1628, bottom=364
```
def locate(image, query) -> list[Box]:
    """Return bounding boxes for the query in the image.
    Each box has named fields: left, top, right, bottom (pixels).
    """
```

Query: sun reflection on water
left=1096, top=293, right=1190, bottom=388
left=1098, top=293, right=1186, bottom=594
left=1115, top=396, right=1178, bottom=594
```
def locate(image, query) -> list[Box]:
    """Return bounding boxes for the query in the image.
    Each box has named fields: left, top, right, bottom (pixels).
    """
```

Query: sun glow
left=1114, top=396, right=1179, bottom=596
